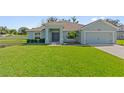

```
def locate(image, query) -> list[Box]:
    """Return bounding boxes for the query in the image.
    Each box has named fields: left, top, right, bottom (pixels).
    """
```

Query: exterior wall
left=27, top=31, right=45, bottom=40
left=60, top=27, right=64, bottom=44
left=83, top=21, right=117, bottom=31
left=117, top=31, right=124, bottom=39
left=28, top=32, right=35, bottom=39
left=76, top=31, right=81, bottom=43
left=48, top=31, right=52, bottom=42
left=81, top=31, right=85, bottom=44
left=114, top=31, right=117, bottom=43
left=41, top=31, right=45, bottom=39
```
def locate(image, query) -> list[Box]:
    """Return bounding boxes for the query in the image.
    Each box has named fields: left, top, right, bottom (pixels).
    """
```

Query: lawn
left=116, top=40, right=124, bottom=46
left=0, top=39, right=26, bottom=44
left=0, top=35, right=27, bottom=45
left=0, top=45, right=124, bottom=77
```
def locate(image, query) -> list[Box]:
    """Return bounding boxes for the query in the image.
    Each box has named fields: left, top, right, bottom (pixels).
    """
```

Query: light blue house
left=27, top=19, right=118, bottom=44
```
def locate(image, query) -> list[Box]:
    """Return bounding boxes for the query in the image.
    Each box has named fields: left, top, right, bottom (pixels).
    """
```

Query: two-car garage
left=80, top=20, right=118, bottom=45
left=85, top=31, right=114, bottom=44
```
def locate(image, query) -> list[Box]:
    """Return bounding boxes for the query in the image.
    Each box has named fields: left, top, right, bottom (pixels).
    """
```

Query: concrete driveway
left=95, top=45, right=124, bottom=59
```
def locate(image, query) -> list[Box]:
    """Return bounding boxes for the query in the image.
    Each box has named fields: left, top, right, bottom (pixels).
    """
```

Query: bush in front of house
left=27, top=38, right=45, bottom=43
left=27, top=39, right=30, bottom=43
left=34, top=39, right=38, bottom=43
left=39, top=38, right=45, bottom=43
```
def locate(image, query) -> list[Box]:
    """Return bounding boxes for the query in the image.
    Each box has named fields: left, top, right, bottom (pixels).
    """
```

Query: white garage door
left=86, top=32, right=113, bottom=44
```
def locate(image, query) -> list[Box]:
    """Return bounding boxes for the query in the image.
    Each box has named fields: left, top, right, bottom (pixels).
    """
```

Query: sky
left=0, top=16, right=124, bottom=29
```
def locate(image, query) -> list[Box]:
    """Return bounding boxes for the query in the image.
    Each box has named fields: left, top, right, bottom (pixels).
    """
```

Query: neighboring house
left=27, top=19, right=118, bottom=44
left=117, top=25, right=124, bottom=39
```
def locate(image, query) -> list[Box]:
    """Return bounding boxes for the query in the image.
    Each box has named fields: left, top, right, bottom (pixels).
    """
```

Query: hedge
left=27, top=39, right=45, bottom=43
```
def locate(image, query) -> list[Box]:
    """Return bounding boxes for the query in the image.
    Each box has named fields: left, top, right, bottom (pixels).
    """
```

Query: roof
left=81, top=19, right=119, bottom=30
left=27, top=20, right=119, bottom=32
left=27, top=21, right=84, bottom=32
left=27, top=26, right=45, bottom=32
left=46, top=21, right=84, bottom=31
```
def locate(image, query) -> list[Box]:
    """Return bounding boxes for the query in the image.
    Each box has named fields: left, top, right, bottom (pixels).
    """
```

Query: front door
left=52, top=32, right=60, bottom=42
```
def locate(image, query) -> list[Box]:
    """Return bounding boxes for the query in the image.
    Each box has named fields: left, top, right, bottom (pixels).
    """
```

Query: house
left=27, top=19, right=118, bottom=45
left=117, top=25, right=124, bottom=39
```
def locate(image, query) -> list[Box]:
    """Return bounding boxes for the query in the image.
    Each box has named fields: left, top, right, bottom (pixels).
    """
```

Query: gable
left=82, top=20, right=118, bottom=31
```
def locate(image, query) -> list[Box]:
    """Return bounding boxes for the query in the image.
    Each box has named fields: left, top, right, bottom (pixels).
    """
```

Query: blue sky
left=0, top=16, right=124, bottom=29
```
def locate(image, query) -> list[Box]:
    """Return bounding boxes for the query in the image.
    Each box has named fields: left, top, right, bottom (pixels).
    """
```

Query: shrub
left=39, top=38, right=45, bottom=43
left=31, top=39, right=34, bottom=43
left=34, top=39, right=37, bottom=43
left=67, top=32, right=77, bottom=39
left=27, top=39, right=30, bottom=43
left=27, top=39, right=45, bottom=43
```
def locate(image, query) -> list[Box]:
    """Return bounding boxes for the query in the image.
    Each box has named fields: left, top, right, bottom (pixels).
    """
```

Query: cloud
left=91, top=16, right=106, bottom=22
left=91, top=17, right=98, bottom=22
left=100, top=17, right=105, bottom=20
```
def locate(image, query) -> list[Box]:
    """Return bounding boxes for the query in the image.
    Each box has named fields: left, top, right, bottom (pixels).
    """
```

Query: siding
left=28, top=32, right=34, bottom=39
left=28, top=31, right=45, bottom=39
left=81, top=31, right=84, bottom=44
left=83, top=21, right=117, bottom=31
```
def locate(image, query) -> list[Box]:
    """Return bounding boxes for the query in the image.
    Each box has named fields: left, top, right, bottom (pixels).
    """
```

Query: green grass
left=0, top=39, right=26, bottom=44
left=116, top=40, right=124, bottom=46
left=0, top=35, right=26, bottom=45
left=0, top=45, right=124, bottom=77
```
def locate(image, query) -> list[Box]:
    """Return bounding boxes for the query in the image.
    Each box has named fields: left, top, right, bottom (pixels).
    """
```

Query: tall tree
left=9, top=29, right=17, bottom=35
left=60, top=19, right=71, bottom=22
left=105, top=19, right=121, bottom=26
left=47, top=17, right=58, bottom=22
left=0, top=26, right=8, bottom=34
left=18, top=27, right=29, bottom=35
left=71, top=16, right=79, bottom=23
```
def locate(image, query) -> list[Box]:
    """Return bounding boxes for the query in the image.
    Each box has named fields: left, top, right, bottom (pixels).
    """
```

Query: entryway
left=52, top=32, right=60, bottom=42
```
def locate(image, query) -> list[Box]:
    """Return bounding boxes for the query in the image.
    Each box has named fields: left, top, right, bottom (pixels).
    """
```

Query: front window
left=35, top=32, right=40, bottom=39
left=67, top=31, right=77, bottom=39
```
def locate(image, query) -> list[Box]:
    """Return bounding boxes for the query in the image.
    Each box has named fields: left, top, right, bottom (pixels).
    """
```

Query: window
left=121, top=34, right=124, bottom=38
left=35, top=32, right=40, bottom=39
left=67, top=32, right=77, bottom=39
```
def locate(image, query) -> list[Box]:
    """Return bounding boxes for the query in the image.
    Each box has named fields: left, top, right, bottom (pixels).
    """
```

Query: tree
left=105, top=19, right=121, bottom=26
left=67, top=31, right=77, bottom=39
left=18, top=27, right=29, bottom=35
left=60, top=19, right=71, bottom=22
left=0, top=26, right=8, bottom=34
left=9, top=29, right=17, bottom=35
left=71, top=16, right=79, bottom=23
left=47, top=17, right=58, bottom=22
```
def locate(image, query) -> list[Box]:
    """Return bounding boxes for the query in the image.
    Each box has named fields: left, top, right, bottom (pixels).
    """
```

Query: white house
left=27, top=19, right=118, bottom=45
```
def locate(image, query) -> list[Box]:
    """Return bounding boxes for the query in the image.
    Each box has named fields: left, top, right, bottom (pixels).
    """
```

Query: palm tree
left=71, top=16, right=79, bottom=23
left=47, top=17, right=58, bottom=22
left=0, top=26, right=8, bottom=34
